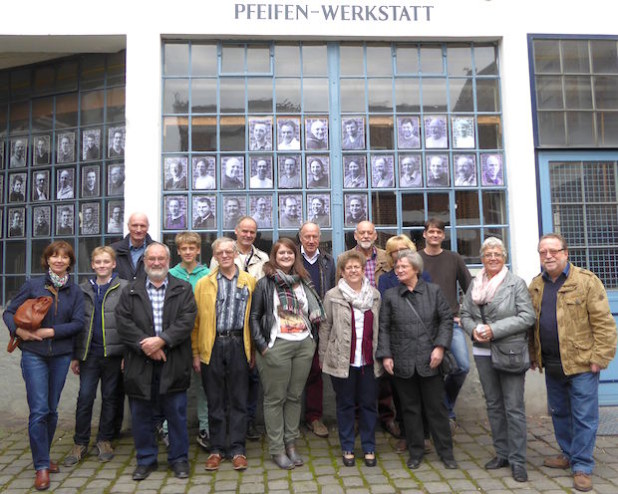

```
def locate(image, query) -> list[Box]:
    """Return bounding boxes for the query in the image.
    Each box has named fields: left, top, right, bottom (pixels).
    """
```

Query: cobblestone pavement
left=1, top=415, right=617, bottom=493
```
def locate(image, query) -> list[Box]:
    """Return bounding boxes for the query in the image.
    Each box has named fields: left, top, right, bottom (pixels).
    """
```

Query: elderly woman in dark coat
left=460, top=237, right=535, bottom=482
left=376, top=250, right=456, bottom=471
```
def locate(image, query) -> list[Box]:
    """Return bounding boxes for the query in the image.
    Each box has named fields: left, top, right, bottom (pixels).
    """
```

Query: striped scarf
left=272, top=269, right=326, bottom=324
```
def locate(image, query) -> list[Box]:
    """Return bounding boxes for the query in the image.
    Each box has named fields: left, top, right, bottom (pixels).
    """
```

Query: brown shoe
left=232, top=454, right=248, bottom=471
left=34, top=469, right=50, bottom=491
left=573, top=472, right=593, bottom=492
left=394, top=438, right=407, bottom=454
left=48, top=461, right=59, bottom=474
left=384, top=420, right=402, bottom=438
left=543, top=454, right=570, bottom=469
left=308, top=419, right=329, bottom=438
left=205, top=453, right=222, bottom=471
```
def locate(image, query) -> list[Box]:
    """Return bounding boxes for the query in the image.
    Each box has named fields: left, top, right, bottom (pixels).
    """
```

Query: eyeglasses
left=538, top=248, right=564, bottom=258
left=344, top=265, right=363, bottom=272
left=482, top=252, right=503, bottom=259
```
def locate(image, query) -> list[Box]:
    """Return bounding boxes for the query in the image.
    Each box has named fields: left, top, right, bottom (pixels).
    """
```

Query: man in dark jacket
left=116, top=242, right=197, bottom=481
left=110, top=212, right=154, bottom=281
left=110, top=212, right=155, bottom=438
left=65, top=246, right=128, bottom=467
left=299, top=222, right=335, bottom=438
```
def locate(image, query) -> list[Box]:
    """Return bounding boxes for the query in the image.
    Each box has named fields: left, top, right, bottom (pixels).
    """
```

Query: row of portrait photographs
left=344, top=153, right=504, bottom=188
left=164, top=155, right=332, bottom=191
left=0, top=127, right=126, bottom=169
left=163, top=152, right=504, bottom=193
left=163, top=193, right=335, bottom=231
left=1, top=163, right=125, bottom=204
left=241, top=115, right=478, bottom=153
left=3, top=201, right=124, bottom=239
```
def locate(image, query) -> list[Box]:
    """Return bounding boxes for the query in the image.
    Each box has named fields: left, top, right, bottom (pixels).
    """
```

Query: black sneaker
left=196, top=429, right=210, bottom=451
left=246, top=420, right=261, bottom=441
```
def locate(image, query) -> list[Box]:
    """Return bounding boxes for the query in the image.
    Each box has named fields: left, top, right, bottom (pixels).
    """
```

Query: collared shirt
left=146, top=277, right=168, bottom=336
left=301, top=246, right=320, bottom=265
left=357, top=245, right=378, bottom=287
left=216, top=268, right=249, bottom=333
left=129, top=240, right=146, bottom=269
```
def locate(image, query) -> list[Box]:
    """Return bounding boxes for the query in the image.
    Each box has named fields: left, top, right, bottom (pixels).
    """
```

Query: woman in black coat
left=376, top=250, right=456, bottom=471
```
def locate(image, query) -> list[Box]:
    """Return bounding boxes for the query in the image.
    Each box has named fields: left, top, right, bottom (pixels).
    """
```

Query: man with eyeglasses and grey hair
left=529, top=233, right=616, bottom=493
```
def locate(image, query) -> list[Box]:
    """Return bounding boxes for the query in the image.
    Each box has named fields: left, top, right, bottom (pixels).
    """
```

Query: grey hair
left=144, top=242, right=171, bottom=259
left=480, top=237, right=507, bottom=259
left=212, top=236, right=237, bottom=254
left=396, top=250, right=424, bottom=274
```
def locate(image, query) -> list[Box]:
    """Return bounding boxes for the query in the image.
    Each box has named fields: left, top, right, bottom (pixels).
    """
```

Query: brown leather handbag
left=7, top=296, right=53, bottom=353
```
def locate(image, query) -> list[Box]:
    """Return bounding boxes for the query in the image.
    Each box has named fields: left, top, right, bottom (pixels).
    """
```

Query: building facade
left=0, top=0, right=617, bottom=406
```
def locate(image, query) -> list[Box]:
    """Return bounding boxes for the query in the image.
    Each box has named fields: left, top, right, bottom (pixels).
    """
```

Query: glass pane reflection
left=248, top=78, right=273, bottom=112
left=220, top=77, right=245, bottom=113
left=275, top=45, right=301, bottom=76
left=275, top=79, right=301, bottom=113
left=191, top=44, right=218, bottom=76
left=219, top=116, right=245, bottom=151
left=191, top=79, right=217, bottom=113
left=192, top=116, right=217, bottom=151
left=372, top=191, right=397, bottom=226
left=340, top=79, right=365, bottom=113
left=163, top=79, right=189, bottom=114
left=401, top=193, right=425, bottom=228
left=303, top=78, right=329, bottom=112
left=482, top=190, right=506, bottom=224
left=340, top=45, right=364, bottom=76
left=455, top=191, right=479, bottom=225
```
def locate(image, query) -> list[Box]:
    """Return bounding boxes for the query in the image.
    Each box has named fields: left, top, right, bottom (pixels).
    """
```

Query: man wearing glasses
left=529, top=233, right=616, bottom=493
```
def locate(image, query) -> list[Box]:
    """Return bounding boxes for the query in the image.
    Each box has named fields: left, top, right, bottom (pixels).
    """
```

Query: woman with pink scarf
left=460, top=237, right=535, bottom=483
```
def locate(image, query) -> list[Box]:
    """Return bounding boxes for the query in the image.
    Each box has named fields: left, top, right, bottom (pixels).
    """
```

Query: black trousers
left=394, top=373, right=454, bottom=461
left=201, top=335, right=249, bottom=456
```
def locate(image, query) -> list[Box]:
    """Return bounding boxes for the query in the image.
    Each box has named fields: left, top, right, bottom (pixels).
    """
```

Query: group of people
left=3, top=213, right=616, bottom=493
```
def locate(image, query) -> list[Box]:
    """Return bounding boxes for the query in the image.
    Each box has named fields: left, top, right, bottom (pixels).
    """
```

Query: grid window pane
left=564, top=76, right=592, bottom=109
left=534, top=39, right=561, bottom=73
left=275, top=45, right=301, bottom=76
left=191, top=44, right=218, bottom=76
left=566, top=112, right=595, bottom=146
left=562, top=40, right=590, bottom=74
left=591, top=40, right=618, bottom=74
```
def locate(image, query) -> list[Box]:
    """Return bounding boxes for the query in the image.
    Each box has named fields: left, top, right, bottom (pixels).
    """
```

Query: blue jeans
left=444, top=323, right=470, bottom=419
left=129, top=366, right=189, bottom=467
left=330, top=365, right=377, bottom=454
left=545, top=370, right=599, bottom=474
left=21, top=351, right=72, bottom=471
left=74, top=355, right=122, bottom=445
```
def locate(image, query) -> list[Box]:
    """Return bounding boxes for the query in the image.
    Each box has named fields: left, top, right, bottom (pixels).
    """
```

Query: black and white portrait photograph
left=81, top=165, right=101, bottom=198
left=452, top=117, right=476, bottom=149
left=453, top=154, right=477, bottom=186
left=107, top=201, right=124, bottom=234
left=8, top=172, right=27, bottom=203
left=305, top=117, right=329, bottom=150
left=192, top=195, right=216, bottom=229
left=108, top=126, right=125, bottom=159
left=8, top=207, right=25, bottom=238
left=371, top=155, right=395, bottom=188
left=32, top=170, right=50, bottom=201
left=279, top=194, right=302, bottom=229
left=107, top=163, right=125, bottom=196
left=164, top=157, right=188, bottom=191
left=221, top=156, right=245, bottom=190
left=192, top=156, right=216, bottom=190
left=80, top=203, right=100, bottom=235
left=55, top=205, right=75, bottom=236
left=399, top=155, right=423, bottom=188
left=164, top=195, right=188, bottom=230
left=82, top=128, right=102, bottom=161
left=343, top=156, right=367, bottom=188
left=397, top=116, right=421, bottom=149
left=9, top=137, right=28, bottom=168
left=424, top=115, right=448, bottom=149
left=56, top=168, right=75, bottom=200
left=307, top=194, right=331, bottom=228
left=426, top=154, right=450, bottom=187
left=277, top=117, right=301, bottom=151
left=481, top=153, right=504, bottom=186
left=57, top=132, right=76, bottom=164
left=344, top=194, right=368, bottom=227
left=249, top=156, right=274, bottom=189
left=278, top=155, right=302, bottom=189
left=33, top=206, right=51, bottom=237
left=306, top=156, right=330, bottom=189
left=341, top=117, right=365, bottom=150
left=223, top=195, right=246, bottom=229
left=250, top=196, right=272, bottom=228
left=249, top=117, right=273, bottom=151
left=33, top=135, right=51, bottom=166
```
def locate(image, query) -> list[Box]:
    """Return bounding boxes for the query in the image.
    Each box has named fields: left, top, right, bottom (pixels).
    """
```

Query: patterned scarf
left=48, top=268, right=69, bottom=289
left=337, top=277, right=374, bottom=311
left=272, top=269, right=326, bottom=324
